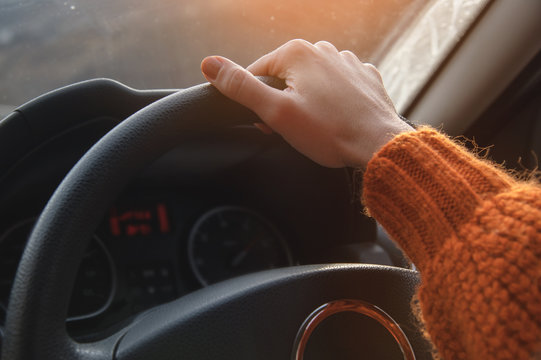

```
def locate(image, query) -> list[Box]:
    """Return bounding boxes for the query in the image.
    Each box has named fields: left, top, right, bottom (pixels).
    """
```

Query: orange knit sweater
left=363, top=128, right=541, bottom=359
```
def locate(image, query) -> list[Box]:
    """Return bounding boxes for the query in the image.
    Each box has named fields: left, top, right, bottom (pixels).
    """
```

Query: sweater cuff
left=362, top=127, right=512, bottom=270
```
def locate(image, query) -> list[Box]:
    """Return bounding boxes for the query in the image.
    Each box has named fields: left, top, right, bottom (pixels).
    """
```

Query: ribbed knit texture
left=363, top=127, right=541, bottom=359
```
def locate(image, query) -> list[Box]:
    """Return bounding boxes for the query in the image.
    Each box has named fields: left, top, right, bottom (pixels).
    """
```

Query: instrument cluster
left=0, top=199, right=295, bottom=340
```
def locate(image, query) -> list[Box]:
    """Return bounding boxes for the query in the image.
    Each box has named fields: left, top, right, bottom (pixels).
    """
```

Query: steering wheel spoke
left=113, top=264, right=423, bottom=360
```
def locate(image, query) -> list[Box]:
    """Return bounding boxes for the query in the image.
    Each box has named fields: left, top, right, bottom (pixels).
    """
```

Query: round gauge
left=0, top=218, right=116, bottom=322
left=188, top=206, right=292, bottom=286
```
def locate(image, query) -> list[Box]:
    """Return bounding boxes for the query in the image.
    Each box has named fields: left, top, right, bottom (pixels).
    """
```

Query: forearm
left=363, top=127, right=541, bottom=359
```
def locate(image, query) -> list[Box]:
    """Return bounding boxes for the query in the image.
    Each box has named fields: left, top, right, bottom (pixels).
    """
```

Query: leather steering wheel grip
left=1, top=78, right=431, bottom=360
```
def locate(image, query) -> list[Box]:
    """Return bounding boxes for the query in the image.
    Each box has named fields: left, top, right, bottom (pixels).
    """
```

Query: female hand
left=201, top=39, right=413, bottom=168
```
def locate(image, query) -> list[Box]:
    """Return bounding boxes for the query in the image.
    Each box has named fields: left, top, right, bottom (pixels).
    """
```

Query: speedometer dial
left=188, top=206, right=292, bottom=286
left=0, top=218, right=116, bottom=323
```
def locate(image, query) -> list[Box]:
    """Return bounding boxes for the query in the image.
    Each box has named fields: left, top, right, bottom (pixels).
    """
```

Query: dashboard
left=0, top=80, right=396, bottom=342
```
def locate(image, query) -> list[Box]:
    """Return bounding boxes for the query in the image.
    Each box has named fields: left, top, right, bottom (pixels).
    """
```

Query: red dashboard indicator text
left=109, top=203, right=170, bottom=237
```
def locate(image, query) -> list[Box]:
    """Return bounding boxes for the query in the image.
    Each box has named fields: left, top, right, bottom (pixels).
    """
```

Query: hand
left=201, top=39, right=413, bottom=168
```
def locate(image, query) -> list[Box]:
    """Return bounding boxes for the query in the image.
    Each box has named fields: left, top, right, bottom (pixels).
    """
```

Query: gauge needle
left=230, top=239, right=256, bottom=267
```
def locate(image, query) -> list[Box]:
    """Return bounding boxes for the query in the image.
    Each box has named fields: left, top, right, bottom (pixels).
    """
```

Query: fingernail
left=201, top=56, right=223, bottom=81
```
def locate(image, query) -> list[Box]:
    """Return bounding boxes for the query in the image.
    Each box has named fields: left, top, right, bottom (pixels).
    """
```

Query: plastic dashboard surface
left=0, top=80, right=375, bottom=340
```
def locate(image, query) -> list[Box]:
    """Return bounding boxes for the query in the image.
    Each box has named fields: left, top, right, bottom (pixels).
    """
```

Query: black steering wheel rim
left=2, top=78, right=430, bottom=360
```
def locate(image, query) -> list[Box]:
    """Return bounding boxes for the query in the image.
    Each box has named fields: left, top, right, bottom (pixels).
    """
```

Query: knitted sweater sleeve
left=362, top=127, right=541, bottom=359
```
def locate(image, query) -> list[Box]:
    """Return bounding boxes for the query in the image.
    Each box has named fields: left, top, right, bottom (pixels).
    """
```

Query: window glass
left=0, top=0, right=426, bottom=111
left=378, top=0, right=491, bottom=112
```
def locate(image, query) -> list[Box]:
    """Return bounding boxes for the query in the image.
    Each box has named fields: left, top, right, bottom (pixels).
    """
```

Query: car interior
left=0, top=0, right=540, bottom=359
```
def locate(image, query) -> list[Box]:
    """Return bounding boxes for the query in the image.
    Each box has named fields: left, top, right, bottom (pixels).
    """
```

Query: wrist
left=350, top=116, right=415, bottom=169
left=374, top=120, right=415, bottom=155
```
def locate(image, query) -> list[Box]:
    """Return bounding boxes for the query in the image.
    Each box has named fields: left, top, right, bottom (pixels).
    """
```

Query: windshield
left=1, top=0, right=428, bottom=109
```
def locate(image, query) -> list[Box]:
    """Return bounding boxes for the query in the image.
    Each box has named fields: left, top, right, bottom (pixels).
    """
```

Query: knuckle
left=340, top=50, right=356, bottom=58
left=364, top=63, right=383, bottom=81
left=315, top=40, right=337, bottom=51
left=284, top=39, right=313, bottom=55
left=225, top=67, right=248, bottom=98
left=340, top=50, right=359, bottom=63
left=364, top=62, right=378, bottom=73
left=315, top=40, right=330, bottom=47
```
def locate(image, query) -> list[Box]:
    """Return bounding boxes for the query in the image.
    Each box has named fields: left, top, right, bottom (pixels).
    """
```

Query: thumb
left=201, top=56, right=282, bottom=116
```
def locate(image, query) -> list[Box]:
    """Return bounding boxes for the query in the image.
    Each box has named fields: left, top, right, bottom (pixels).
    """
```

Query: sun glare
left=0, top=0, right=427, bottom=106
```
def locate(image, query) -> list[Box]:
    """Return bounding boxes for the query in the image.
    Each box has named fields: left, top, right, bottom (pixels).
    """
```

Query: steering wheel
left=2, top=78, right=431, bottom=360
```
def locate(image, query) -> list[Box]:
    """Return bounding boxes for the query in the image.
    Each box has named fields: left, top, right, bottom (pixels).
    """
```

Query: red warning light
left=157, top=203, right=170, bottom=233
left=109, top=203, right=170, bottom=237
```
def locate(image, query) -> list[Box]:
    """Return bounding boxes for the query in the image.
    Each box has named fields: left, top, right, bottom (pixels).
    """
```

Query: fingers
left=338, top=49, right=384, bottom=83
left=201, top=56, right=283, bottom=116
left=340, top=50, right=360, bottom=64
left=247, top=39, right=336, bottom=77
left=362, top=62, right=384, bottom=83
left=246, top=39, right=361, bottom=79
left=247, top=39, right=315, bottom=76
left=246, top=51, right=281, bottom=77
left=314, top=40, right=338, bottom=53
